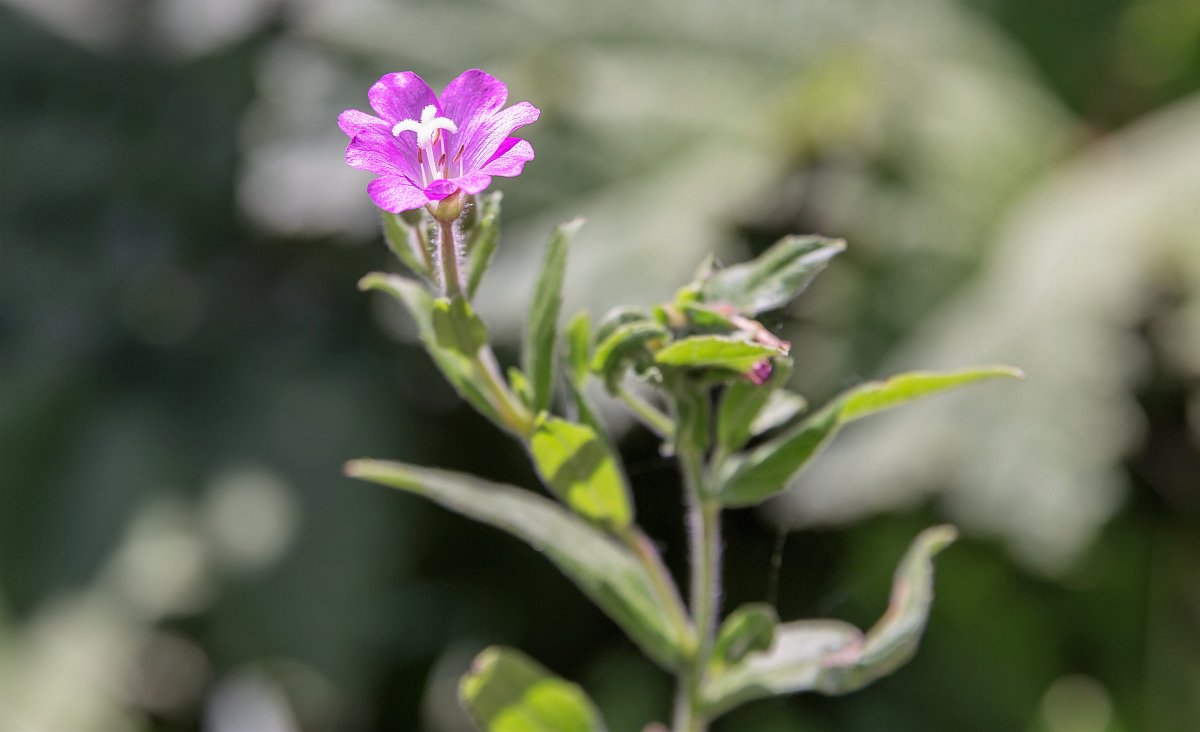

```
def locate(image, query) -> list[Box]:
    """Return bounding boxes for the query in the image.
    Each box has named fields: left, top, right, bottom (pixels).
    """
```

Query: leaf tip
left=357, top=272, right=386, bottom=292
left=918, top=524, right=959, bottom=555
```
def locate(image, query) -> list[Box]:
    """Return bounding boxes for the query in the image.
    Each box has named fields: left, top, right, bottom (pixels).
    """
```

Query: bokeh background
left=3, top=0, right=1200, bottom=729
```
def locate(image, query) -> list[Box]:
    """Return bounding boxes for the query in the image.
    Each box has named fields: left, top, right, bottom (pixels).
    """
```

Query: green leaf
left=460, top=647, right=606, bottom=732
left=716, top=359, right=794, bottom=454
left=654, top=336, right=777, bottom=376
left=529, top=416, right=633, bottom=528
left=701, top=235, right=845, bottom=315
left=702, top=526, right=957, bottom=715
left=381, top=210, right=433, bottom=281
left=589, top=319, right=668, bottom=391
left=344, top=460, right=686, bottom=669
left=720, top=366, right=1023, bottom=506
left=712, top=603, right=778, bottom=669
left=432, top=296, right=489, bottom=356
left=525, top=219, right=582, bottom=413
left=465, top=192, right=502, bottom=298
left=359, top=274, right=502, bottom=427
left=564, top=311, right=592, bottom=387
left=748, top=389, right=808, bottom=436
left=508, top=367, right=533, bottom=409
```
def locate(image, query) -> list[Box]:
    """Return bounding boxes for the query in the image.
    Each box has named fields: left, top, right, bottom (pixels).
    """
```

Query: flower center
left=392, top=105, right=464, bottom=185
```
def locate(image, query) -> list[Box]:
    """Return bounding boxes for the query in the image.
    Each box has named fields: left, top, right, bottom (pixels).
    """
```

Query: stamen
left=438, top=152, right=446, bottom=168
left=453, top=144, right=464, bottom=163
left=417, top=148, right=424, bottom=164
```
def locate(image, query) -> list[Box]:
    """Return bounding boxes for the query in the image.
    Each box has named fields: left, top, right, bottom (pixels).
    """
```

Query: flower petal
left=440, top=69, right=508, bottom=129
left=338, top=109, right=387, bottom=137
left=448, top=172, right=493, bottom=194
left=478, top=138, right=534, bottom=177
left=368, top=176, right=430, bottom=213
left=462, top=101, right=540, bottom=174
left=423, top=179, right=458, bottom=200
left=368, top=72, right=438, bottom=124
left=346, top=127, right=419, bottom=179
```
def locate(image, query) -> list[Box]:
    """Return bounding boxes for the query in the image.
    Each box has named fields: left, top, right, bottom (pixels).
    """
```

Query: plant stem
left=475, top=346, right=535, bottom=438
left=438, top=218, right=463, bottom=298
left=674, top=436, right=721, bottom=732
left=616, top=385, right=675, bottom=440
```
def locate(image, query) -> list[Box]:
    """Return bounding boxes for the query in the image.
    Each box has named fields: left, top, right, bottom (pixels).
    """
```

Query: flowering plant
left=340, top=69, right=1020, bottom=732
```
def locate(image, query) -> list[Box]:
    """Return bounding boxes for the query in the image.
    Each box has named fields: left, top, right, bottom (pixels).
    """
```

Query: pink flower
left=339, top=69, right=539, bottom=213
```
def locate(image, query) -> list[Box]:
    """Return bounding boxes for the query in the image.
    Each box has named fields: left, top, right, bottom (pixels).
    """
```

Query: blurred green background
left=2, top=0, right=1199, bottom=729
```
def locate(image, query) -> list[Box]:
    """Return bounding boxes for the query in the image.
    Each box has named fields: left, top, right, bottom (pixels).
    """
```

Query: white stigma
left=392, top=104, right=458, bottom=148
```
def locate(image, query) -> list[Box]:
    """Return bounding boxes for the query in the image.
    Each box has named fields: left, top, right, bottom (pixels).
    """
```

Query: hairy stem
left=674, top=431, right=721, bottom=732
left=438, top=218, right=462, bottom=298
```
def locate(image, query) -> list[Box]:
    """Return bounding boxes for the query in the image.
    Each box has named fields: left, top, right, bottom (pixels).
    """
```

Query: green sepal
left=524, top=219, right=582, bottom=414
left=465, top=192, right=502, bottom=298
left=460, top=647, right=607, bottom=732
left=702, top=526, right=957, bottom=715
left=711, top=603, right=779, bottom=670
left=716, top=359, right=794, bottom=454
left=359, top=274, right=502, bottom=428
left=345, top=460, right=687, bottom=669
left=381, top=209, right=434, bottom=282
left=719, top=366, right=1024, bottom=506
left=701, top=235, right=845, bottom=315
left=529, top=415, right=633, bottom=529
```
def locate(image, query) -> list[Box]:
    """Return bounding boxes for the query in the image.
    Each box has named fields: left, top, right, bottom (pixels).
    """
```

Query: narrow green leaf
left=359, top=274, right=501, bottom=427
left=381, top=210, right=433, bottom=280
left=654, top=336, right=777, bottom=376
left=701, top=235, right=845, bottom=315
left=525, top=219, right=582, bottom=413
left=460, top=647, right=606, bottom=732
left=702, top=526, right=957, bottom=715
left=716, top=360, right=794, bottom=454
left=344, top=460, right=685, bottom=668
left=712, top=603, right=778, bottom=670
left=432, top=296, right=489, bottom=356
left=465, top=192, right=502, bottom=298
left=565, top=311, right=592, bottom=387
left=720, top=366, right=1023, bottom=506
left=529, top=416, right=633, bottom=528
